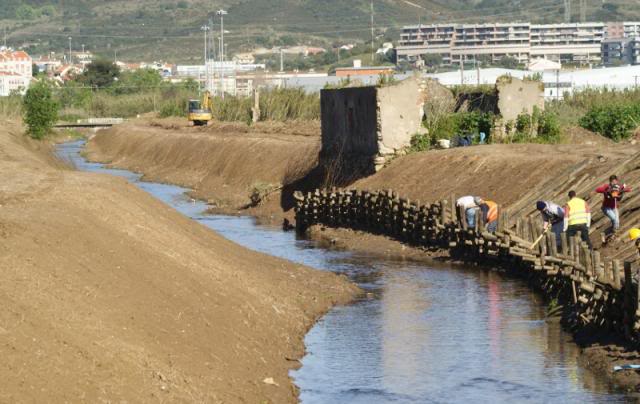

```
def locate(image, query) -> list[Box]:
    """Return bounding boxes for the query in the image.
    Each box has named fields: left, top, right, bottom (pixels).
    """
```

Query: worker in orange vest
left=475, top=197, right=499, bottom=233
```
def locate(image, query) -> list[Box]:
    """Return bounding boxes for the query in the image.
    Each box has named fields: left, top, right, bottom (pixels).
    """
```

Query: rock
left=262, top=377, right=279, bottom=386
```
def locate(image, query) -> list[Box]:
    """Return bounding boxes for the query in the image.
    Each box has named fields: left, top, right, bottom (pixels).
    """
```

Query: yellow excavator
left=187, top=91, right=213, bottom=126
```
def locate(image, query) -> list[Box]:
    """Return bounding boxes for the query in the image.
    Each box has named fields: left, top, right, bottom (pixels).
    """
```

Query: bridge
left=54, top=118, right=124, bottom=129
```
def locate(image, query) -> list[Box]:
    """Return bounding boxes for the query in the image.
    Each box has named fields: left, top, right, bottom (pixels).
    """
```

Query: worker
left=477, top=197, right=499, bottom=233
left=595, top=175, right=632, bottom=242
left=536, top=200, right=564, bottom=248
left=564, top=190, right=592, bottom=249
left=629, top=228, right=640, bottom=257
left=456, top=195, right=479, bottom=228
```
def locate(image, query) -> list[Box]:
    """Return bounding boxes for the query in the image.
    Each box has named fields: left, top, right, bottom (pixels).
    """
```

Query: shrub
left=409, top=133, right=431, bottom=152
left=23, top=81, right=59, bottom=139
left=579, top=103, right=640, bottom=141
left=537, top=112, right=561, bottom=142
left=509, top=109, right=561, bottom=144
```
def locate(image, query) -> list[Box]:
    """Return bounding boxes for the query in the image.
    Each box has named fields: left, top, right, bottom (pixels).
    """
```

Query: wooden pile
left=294, top=188, right=640, bottom=340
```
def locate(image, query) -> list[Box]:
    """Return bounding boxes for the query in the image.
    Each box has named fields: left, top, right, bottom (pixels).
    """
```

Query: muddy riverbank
left=0, top=124, right=358, bottom=403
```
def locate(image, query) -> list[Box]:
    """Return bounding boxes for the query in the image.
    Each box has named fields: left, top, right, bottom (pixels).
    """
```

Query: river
left=57, top=139, right=627, bottom=403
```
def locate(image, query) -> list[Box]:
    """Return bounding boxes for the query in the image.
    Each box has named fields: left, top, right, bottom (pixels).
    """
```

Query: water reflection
left=58, top=140, right=626, bottom=403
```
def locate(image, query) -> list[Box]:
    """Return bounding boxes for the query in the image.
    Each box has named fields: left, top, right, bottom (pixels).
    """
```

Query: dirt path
left=0, top=121, right=358, bottom=403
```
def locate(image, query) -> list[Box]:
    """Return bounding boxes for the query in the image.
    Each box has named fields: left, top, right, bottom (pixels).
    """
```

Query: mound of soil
left=0, top=122, right=357, bottom=402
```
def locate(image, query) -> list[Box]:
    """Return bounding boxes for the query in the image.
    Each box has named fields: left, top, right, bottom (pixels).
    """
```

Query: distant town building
left=232, top=53, right=256, bottom=65
left=71, top=50, right=93, bottom=66
left=606, top=21, right=640, bottom=38
left=335, top=60, right=395, bottom=77
left=0, top=50, right=32, bottom=96
left=602, top=37, right=640, bottom=66
left=397, top=22, right=605, bottom=66
left=34, top=53, right=63, bottom=73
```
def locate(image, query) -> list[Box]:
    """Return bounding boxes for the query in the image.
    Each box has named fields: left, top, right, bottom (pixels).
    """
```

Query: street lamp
left=216, top=9, right=227, bottom=62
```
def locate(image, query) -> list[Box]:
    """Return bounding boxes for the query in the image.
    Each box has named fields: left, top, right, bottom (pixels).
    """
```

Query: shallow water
left=58, top=140, right=627, bottom=403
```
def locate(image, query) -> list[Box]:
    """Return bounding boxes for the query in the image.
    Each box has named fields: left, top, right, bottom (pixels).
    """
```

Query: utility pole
left=564, top=0, right=571, bottom=23
left=370, top=0, right=374, bottom=63
left=114, top=49, right=117, bottom=64
left=460, top=59, right=464, bottom=85
left=3, top=26, right=6, bottom=48
left=280, top=48, right=284, bottom=72
left=201, top=25, right=209, bottom=91
left=635, top=75, right=639, bottom=88
left=580, top=0, right=586, bottom=23
left=556, top=69, right=560, bottom=102
left=217, top=9, right=227, bottom=98
left=68, top=36, right=72, bottom=64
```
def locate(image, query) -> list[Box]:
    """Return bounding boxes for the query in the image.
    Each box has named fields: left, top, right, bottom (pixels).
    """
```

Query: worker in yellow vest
left=564, top=190, right=592, bottom=249
left=630, top=229, right=640, bottom=257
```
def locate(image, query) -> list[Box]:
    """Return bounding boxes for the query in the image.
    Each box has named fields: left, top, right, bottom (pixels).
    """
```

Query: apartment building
left=397, top=22, right=605, bottom=66
left=530, top=23, right=605, bottom=64
left=606, top=22, right=640, bottom=38
left=602, top=37, right=640, bottom=65
left=0, top=50, right=32, bottom=96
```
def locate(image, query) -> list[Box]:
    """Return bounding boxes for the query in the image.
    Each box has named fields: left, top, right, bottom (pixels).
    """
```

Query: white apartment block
left=530, top=23, right=605, bottom=64
left=0, top=50, right=32, bottom=96
left=397, top=22, right=605, bottom=66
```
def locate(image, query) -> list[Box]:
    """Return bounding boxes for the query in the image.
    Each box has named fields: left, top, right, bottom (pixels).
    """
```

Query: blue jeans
left=602, top=207, right=619, bottom=234
left=551, top=221, right=563, bottom=247
left=466, top=208, right=477, bottom=228
left=487, top=221, right=497, bottom=233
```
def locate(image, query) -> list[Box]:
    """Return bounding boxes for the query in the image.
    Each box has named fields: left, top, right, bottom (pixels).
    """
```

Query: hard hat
left=629, top=228, right=640, bottom=241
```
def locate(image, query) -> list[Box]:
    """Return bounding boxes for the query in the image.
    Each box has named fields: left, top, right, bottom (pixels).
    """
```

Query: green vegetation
left=210, top=88, right=320, bottom=122
left=547, top=87, right=640, bottom=140
left=0, top=93, right=23, bottom=119
left=579, top=103, right=640, bottom=141
left=23, top=80, right=59, bottom=139
left=78, top=60, right=121, bottom=88
left=509, top=108, right=561, bottom=143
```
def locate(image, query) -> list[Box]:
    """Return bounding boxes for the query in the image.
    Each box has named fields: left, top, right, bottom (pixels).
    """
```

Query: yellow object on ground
left=629, top=228, right=640, bottom=241
left=188, top=91, right=213, bottom=126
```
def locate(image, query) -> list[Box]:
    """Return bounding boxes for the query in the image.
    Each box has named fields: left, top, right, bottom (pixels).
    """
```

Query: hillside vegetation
left=2, top=0, right=638, bottom=62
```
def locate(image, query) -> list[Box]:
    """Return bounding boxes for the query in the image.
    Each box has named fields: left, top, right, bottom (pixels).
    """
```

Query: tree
left=423, top=54, right=443, bottom=67
left=497, top=56, right=519, bottom=69
left=78, top=59, right=120, bottom=88
left=112, top=68, right=162, bottom=94
left=23, top=81, right=59, bottom=140
left=16, top=5, right=36, bottom=20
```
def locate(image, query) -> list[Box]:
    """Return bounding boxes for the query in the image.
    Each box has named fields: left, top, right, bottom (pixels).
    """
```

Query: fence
left=295, top=188, right=640, bottom=340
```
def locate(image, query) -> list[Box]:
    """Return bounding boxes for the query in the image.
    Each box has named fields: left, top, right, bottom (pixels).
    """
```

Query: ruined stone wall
left=320, top=79, right=424, bottom=178
left=320, top=86, right=378, bottom=163
left=496, top=76, right=545, bottom=122
left=377, top=78, right=424, bottom=158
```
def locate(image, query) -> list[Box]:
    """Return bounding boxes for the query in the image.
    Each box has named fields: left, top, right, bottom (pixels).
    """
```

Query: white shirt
left=456, top=196, right=476, bottom=209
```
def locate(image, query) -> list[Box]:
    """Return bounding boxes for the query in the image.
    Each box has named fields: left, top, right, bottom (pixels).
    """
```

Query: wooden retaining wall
left=294, top=188, right=640, bottom=341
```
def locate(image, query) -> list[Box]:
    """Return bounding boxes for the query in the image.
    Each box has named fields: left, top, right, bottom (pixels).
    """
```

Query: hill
left=2, top=0, right=639, bottom=62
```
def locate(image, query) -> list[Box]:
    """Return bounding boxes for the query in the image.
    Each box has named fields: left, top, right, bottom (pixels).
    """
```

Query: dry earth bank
left=0, top=121, right=358, bottom=402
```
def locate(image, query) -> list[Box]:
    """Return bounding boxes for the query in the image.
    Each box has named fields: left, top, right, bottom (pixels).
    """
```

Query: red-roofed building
left=0, top=50, right=32, bottom=95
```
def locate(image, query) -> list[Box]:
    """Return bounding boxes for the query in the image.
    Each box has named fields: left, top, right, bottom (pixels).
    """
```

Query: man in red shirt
left=595, top=175, right=631, bottom=241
